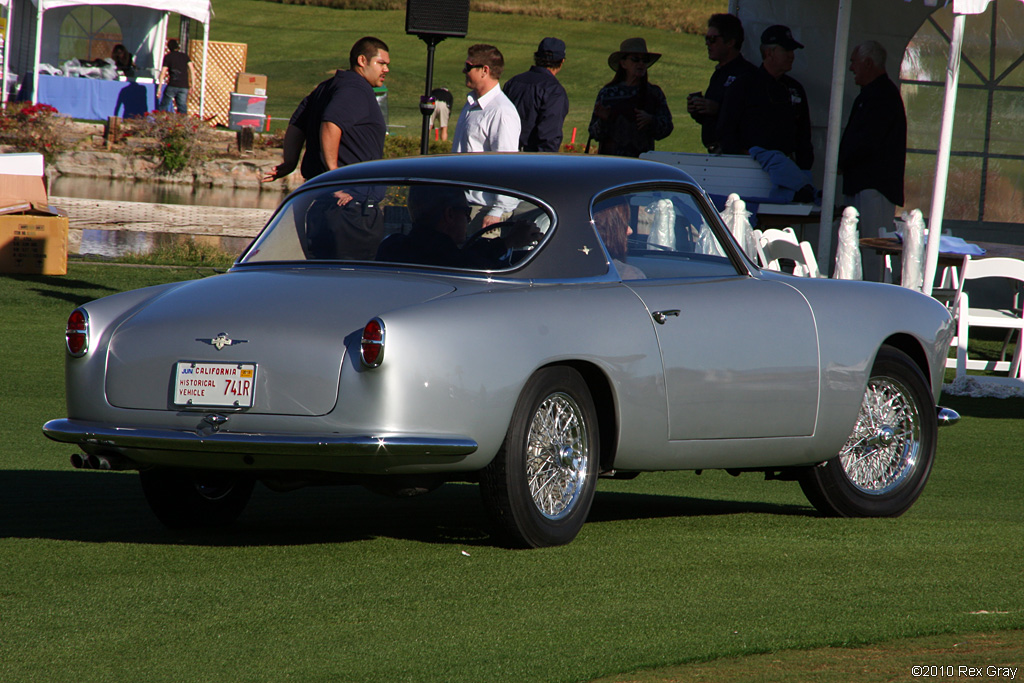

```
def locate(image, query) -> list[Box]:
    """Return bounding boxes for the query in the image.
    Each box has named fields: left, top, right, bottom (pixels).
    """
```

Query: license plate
left=174, top=362, right=257, bottom=408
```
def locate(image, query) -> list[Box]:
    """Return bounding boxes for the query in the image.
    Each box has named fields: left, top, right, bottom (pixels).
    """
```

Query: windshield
left=239, top=182, right=551, bottom=271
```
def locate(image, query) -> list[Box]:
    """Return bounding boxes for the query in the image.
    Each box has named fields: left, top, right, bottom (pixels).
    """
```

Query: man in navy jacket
left=504, top=37, right=570, bottom=152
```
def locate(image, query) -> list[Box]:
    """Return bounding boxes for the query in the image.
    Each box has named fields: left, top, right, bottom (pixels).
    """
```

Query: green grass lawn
left=1, top=263, right=1022, bottom=682
left=206, top=0, right=712, bottom=152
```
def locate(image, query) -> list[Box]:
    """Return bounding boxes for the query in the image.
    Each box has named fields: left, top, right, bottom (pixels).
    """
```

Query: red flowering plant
left=0, top=102, right=69, bottom=164
left=129, top=111, right=213, bottom=173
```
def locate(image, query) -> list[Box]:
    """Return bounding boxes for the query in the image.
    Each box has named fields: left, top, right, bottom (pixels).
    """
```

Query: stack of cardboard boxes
left=0, top=153, right=69, bottom=275
left=229, top=73, right=268, bottom=132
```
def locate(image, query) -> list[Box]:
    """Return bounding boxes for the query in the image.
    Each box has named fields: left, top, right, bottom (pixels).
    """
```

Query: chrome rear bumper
left=42, top=418, right=478, bottom=457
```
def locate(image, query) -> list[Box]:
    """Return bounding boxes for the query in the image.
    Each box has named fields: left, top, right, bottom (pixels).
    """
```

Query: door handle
left=652, top=309, right=680, bottom=325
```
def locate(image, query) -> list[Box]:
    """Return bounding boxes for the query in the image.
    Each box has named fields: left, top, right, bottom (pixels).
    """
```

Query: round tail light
left=360, top=318, right=385, bottom=368
left=66, top=308, right=89, bottom=357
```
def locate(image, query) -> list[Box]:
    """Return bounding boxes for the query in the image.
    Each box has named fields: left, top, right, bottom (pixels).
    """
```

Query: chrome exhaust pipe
left=86, top=454, right=135, bottom=471
left=70, top=453, right=136, bottom=470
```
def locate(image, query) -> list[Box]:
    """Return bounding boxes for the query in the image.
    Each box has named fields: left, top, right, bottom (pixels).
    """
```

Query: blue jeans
left=160, top=86, right=189, bottom=114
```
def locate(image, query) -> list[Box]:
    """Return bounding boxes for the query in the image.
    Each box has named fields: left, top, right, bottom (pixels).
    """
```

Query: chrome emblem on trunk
left=197, top=332, right=248, bottom=350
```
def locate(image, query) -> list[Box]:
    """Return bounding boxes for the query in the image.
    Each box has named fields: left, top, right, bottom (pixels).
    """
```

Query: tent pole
left=31, top=0, right=43, bottom=105
left=817, top=0, right=853, bottom=275
left=923, top=11, right=966, bottom=297
left=2, top=2, right=13, bottom=107
left=199, top=20, right=208, bottom=119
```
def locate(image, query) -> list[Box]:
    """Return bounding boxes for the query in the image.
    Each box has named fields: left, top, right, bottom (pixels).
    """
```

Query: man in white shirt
left=453, top=43, right=521, bottom=227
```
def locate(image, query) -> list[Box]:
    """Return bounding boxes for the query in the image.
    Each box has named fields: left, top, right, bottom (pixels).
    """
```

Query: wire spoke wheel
left=525, top=392, right=590, bottom=520
left=480, top=367, right=599, bottom=547
left=839, top=376, right=921, bottom=494
left=800, top=346, right=937, bottom=517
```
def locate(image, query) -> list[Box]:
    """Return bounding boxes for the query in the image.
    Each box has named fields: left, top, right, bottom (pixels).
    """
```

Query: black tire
left=480, top=367, right=600, bottom=548
left=800, top=346, right=937, bottom=517
left=139, top=468, right=255, bottom=529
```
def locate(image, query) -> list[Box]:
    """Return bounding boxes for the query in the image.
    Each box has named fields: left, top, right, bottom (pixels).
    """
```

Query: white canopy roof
left=27, top=0, right=210, bottom=23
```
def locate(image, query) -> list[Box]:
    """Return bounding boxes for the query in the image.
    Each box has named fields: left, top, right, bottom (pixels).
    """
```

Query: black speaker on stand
left=406, top=0, right=469, bottom=155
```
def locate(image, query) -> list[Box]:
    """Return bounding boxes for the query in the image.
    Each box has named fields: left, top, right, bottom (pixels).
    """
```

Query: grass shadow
left=0, top=468, right=812, bottom=548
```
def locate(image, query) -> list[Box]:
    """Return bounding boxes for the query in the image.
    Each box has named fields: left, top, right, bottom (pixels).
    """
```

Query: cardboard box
left=228, top=112, right=267, bottom=132
left=235, top=73, right=267, bottom=97
left=229, top=93, right=267, bottom=116
left=0, top=212, right=69, bottom=275
left=0, top=153, right=48, bottom=213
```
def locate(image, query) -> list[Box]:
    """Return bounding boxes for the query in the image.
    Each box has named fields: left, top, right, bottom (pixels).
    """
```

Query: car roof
left=306, top=153, right=702, bottom=201
left=280, top=154, right=714, bottom=281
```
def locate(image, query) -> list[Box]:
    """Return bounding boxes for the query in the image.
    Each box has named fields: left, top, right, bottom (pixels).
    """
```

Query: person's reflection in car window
left=377, top=185, right=538, bottom=268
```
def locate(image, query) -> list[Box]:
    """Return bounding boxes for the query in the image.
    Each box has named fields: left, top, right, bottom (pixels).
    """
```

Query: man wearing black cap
left=504, top=38, right=570, bottom=152
left=718, top=24, right=814, bottom=170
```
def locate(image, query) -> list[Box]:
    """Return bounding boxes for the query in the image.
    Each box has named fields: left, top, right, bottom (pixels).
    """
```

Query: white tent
left=2, top=0, right=211, bottom=117
left=731, top=0, right=1024, bottom=292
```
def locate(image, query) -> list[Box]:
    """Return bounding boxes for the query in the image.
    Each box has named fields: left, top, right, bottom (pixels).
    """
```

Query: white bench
left=640, top=151, right=815, bottom=219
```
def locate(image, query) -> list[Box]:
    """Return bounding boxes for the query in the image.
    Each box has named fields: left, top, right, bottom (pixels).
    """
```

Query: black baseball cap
left=536, top=37, right=566, bottom=61
left=761, top=25, right=803, bottom=50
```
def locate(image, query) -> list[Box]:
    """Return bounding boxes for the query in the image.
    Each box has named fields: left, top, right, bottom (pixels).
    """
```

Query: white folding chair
left=755, top=227, right=800, bottom=272
left=946, top=257, right=1024, bottom=381
left=760, top=227, right=799, bottom=245
left=759, top=236, right=822, bottom=278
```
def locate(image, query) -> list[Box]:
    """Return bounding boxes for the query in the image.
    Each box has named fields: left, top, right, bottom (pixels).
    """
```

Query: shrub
left=126, top=111, right=215, bottom=173
left=383, top=134, right=450, bottom=158
left=119, top=239, right=237, bottom=267
left=0, top=102, right=71, bottom=164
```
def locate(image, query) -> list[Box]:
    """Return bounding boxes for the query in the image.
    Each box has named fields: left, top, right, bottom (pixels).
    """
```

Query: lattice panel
left=188, top=41, right=247, bottom=127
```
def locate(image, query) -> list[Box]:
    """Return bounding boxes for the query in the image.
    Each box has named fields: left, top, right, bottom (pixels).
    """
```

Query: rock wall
left=51, top=150, right=304, bottom=194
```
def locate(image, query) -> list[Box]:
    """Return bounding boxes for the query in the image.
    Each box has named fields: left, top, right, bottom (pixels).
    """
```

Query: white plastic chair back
left=759, top=227, right=799, bottom=245
left=760, top=237, right=822, bottom=278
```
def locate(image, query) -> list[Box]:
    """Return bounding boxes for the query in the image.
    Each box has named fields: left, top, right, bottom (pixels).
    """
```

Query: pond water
left=74, top=229, right=255, bottom=260
left=52, top=176, right=284, bottom=258
left=51, top=176, right=287, bottom=210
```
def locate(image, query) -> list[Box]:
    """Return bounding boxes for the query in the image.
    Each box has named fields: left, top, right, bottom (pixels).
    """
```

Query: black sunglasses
left=463, top=63, right=485, bottom=73
left=704, top=34, right=723, bottom=45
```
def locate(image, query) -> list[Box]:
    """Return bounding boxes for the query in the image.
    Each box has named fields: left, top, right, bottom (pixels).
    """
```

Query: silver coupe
left=43, top=154, right=958, bottom=547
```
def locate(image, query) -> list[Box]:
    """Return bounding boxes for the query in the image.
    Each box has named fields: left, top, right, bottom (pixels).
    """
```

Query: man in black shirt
left=687, top=13, right=757, bottom=153
left=839, top=40, right=907, bottom=279
left=263, top=36, right=389, bottom=183
left=262, top=36, right=391, bottom=259
left=717, top=25, right=814, bottom=170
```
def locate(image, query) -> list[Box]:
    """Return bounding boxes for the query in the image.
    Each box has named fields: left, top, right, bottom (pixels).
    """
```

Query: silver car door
left=625, top=276, right=819, bottom=439
left=592, top=188, right=819, bottom=441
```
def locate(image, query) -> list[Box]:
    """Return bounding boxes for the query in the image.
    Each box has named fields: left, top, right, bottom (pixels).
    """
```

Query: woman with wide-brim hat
left=588, top=37, right=673, bottom=157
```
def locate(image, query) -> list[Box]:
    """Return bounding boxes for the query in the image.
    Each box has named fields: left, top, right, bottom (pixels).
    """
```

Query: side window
left=592, top=190, right=736, bottom=280
left=241, top=183, right=551, bottom=271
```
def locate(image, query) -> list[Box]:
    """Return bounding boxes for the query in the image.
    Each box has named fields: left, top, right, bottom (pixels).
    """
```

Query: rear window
left=239, top=182, right=551, bottom=271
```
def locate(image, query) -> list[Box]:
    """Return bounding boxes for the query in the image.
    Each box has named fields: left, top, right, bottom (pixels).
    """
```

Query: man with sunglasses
left=687, top=13, right=757, bottom=154
left=452, top=44, right=522, bottom=228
